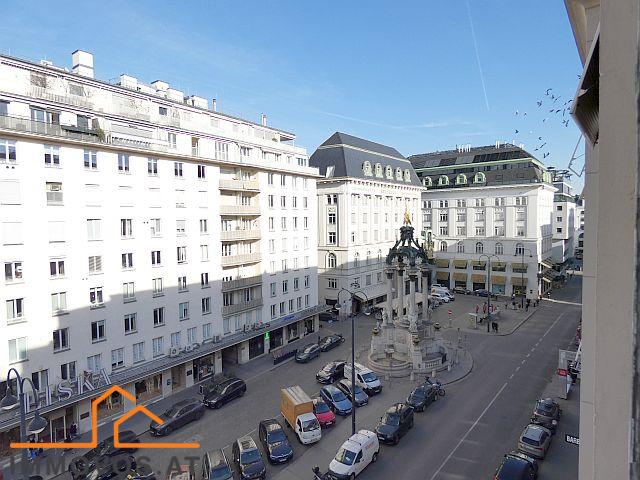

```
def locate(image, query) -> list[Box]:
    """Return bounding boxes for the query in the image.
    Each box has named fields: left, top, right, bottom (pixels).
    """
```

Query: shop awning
left=453, top=260, right=468, bottom=268
left=541, top=269, right=557, bottom=281
left=491, top=275, right=506, bottom=285
left=453, top=272, right=467, bottom=281
left=511, top=277, right=528, bottom=286
left=436, top=271, right=450, bottom=280
left=512, top=263, right=528, bottom=271
left=435, top=259, right=450, bottom=268
left=472, top=260, right=487, bottom=268
left=471, top=274, right=486, bottom=283
left=541, top=277, right=552, bottom=283
left=540, top=259, right=554, bottom=270
left=491, top=261, right=507, bottom=271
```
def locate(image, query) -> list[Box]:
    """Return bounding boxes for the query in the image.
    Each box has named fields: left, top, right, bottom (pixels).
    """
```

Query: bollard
left=447, top=364, right=451, bottom=372
left=431, top=369, right=436, bottom=378
left=410, top=371, right=414, bottom=382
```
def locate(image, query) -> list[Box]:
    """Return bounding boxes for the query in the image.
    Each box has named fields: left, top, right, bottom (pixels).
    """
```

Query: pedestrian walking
left=482, top=303, right=487, bottom=314
left=495, top=322, right=499, bottom=333
left=512, top=300, right=516, bottom=310
left=505, top=301, right=508, bottom=310
left=525, top=303, right=529, bottom=312
left=475, top=304, right=479, bottom=314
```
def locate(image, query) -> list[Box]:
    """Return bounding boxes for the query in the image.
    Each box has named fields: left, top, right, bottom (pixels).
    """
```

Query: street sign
left=264, top=331, right=270, bottom=341
left=565, top=434, right=580, bottom=445
left=557, top=368, right=568, bottom=377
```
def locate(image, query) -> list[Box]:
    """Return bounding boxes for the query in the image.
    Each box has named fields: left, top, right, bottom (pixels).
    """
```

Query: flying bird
left=543, top=152, right=550, bottom=159
left=562, top=119, right=570, bottom=127
left=537, top=101, right=543, bottom=107
left=515, top=110, right=519, bottom=115
left=546, top=88, right=552, bottom=95
left=556, top=109, right=561, bottom=114
left=549, top=109, right=555, bottom=113
left=523, top=112, right=527, bottom=116
left=542, top=118, right=547, bottom=123
left=515, top=129, right=519, bottom=134
left=538, top=136, right=543, bottom=141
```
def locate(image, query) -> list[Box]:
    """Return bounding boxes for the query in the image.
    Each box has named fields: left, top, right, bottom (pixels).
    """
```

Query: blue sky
left=1, top=0, right=584, bottom=190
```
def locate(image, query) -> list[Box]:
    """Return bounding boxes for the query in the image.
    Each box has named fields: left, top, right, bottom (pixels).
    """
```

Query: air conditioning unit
left=184, top=344, right=193, bottom=353
left=168, top=347, right=180, bottom=357
left=213, top=335, right=221, bottom=343
left=191, top=342, right=200, bottom=350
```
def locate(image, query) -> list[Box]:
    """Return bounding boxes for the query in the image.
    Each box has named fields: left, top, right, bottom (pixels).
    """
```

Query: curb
left=497, top=307, right=539, bottom=336
left=442, top=349, right=474, bottom=386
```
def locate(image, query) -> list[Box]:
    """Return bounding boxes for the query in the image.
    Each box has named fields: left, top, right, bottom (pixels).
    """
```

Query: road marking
left=509, top=374, right=514, bottom=379
left=541, top=313, right=565, bottom=339
left=530, top=347, right=535, bottom=352
left=526, top=353, right=530, bottom=358
left=515, top=366, right=520, bottom=372
left=429, top=382, right=508, bottom=480
left=521, top=359, right=526, bottom=364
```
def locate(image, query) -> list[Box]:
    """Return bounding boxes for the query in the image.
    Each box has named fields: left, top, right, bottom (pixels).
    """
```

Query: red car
left=313, top=398, right=336, bottom=428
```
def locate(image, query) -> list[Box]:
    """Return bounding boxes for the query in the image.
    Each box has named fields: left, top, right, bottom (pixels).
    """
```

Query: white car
left=328, top=430, right=379, bottom=479
left=431, top=292, right=450, bottom=303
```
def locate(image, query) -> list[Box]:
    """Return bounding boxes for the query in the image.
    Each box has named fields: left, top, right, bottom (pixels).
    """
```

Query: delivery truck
left=280, top=386, right=322, bottom=444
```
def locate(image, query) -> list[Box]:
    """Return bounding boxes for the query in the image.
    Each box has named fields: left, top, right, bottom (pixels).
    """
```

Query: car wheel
left=164, top=426, right=172, bottom=435
left=372, top=451, right=379, bottom=463
left=409, top=418, right=414, bottom=429
left=349, top=474, right=355, bottom=480
left=196, top=409, right=204, bottom=420
left=393, top=434, right=399, bottom=445
left=240, top=388, right=246, bottom=397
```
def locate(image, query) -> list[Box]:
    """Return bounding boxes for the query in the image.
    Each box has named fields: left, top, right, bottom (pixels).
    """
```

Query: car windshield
left=315, top=402, right=330, bottom=414
left=334, top=447, right=357, bottom=466
left=536, top=402, right=555, bottom=415
left=382, top=413, right=400, bottom=426
left=321, top=365, right=334, bottom=373
left=210, top=465, right=232, bottom=480
left=332, top=390, right=347, bottom=402
left=267, top=430, right=287, bottom=444
left=303, top=346, right=315, bottom=354
left=240, top=449, right=261, bottom=465
left=164, top=405, right=180, bottom=417
left=361, top=372, right=377, bottom=382
left=302, top=418, right=320, bottom=432
left=354, top=385, right=364, bottom=395
left=521, top=435, right=541, bottom=446
left=212, top=384, right=227, bottom=394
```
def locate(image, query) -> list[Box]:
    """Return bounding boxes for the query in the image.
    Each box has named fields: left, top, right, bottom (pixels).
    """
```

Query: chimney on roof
left=495, top=141, right=501, bottom=149
left=212, top=98, right=217, bottom=112
left=261, top=114, right=267, bottom=126
left=71, top=50, right=94, bottom=78
left=151, top=80, right=169, bottom=92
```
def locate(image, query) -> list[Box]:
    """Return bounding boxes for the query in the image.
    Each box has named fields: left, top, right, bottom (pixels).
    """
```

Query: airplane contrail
left=466, top=0, right=490, bottom=111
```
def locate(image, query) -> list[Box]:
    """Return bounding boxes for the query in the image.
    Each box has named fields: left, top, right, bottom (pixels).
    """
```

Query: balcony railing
left=220, top=230, right=261, bottom=241
left=0, top=115, right=103, bottom=144
left=30, top=86, right=94, bottom=109
left=219, top=179, right=260, bottom=191
left=221, top=275, right=262, bottom=292
left=222, top=297, right=263, bottom=316
left=219, top=204, right=261, bottom=216
left=220, top=252, right=261, bottom=266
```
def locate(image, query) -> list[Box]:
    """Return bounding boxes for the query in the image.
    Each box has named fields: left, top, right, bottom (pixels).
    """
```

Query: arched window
left=385, top=165, right=393, bottom=179
left=475, top=242, right=484, bottom=254
left=366, top=250, right=371, bottom=265
left=354, top=252, right=360, bottom=267
left=438, top=175, right=450, bottom=186
left=362, top=161, right=373, bottom=176
left=440, top=241, right=448, bottom=252
left=456, top=174, right=467, bottom=185
left=404, top=169, right=411, bottom=182
left=495, top=242, right=504, bottom=255
left=474, top=172, right=486, bottom=183
left=457, top=241, right=465, bottom=253
left=423, top=177, right=433, bottom=187
left=327, top=253, right=337, bottom=268
left=515, top=243, right=524, bottom=256
left=375, top=163, right=383, bottom=177
left=395, top=167, right=403, bottom=180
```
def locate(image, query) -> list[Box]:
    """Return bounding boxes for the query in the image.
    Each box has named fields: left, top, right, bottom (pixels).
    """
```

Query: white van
left=328, top=430, right=379, bottom=479
left=431, top=292, right=450, bottom=303
left=431, top=285, right=451, bottom=295
left=343, top=363, right=382, bottom=395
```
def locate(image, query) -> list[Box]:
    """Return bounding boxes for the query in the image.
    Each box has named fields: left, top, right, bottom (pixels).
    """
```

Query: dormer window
left=474, top=172, right=486, bottom=183
left=385, top=165, right=393, bottom=179
left=375, top=163, right=383, bottom=177
left=438, top=175, right=450, bottom=186
left=362, top=161, right=373, bottom=176
left=395, top=167, right=403, bottom=180
left=456, top=174, right=467, bottom=185
left=423, top=177, right=432, bottom=187
left=403, top=169, right=411, bottom=182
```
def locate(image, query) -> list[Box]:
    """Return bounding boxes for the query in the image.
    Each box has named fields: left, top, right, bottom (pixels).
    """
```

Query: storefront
left=135, top=373, right=163, bottom=403
left=435, top=271, right=450, bottom=288
left=96, top=389, right=124, bottom=420
left=471, top=274, right=486, bottom=292
left=287, top=322, right=300, bottom=342
left=170, top=364, right=185, bottom=392
left=491, top=275, right=506, bottom=295
left=48, top=406, right=75, bottom=443
left=249, top=334, right=265, bottom=359
left=511, top=276, right=528, bottom=296
left=453, top=272, right=467, bottom=289
left=269, top=327, right=284, bottom=350
left=304, top=317, right=315, bottom=335
left=193, top=354, right=216, bottom=383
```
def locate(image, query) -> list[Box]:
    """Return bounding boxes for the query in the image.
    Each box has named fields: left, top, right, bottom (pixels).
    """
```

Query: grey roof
left=310, top=132, right=422, bottom=186
left=419, top=166, right=546, bottom=189
left=409, top=143, right=538, bottom=169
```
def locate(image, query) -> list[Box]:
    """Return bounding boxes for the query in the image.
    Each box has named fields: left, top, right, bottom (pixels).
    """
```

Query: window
left=515, top=243, right=525, bottom=256
left=87, top=354, right=102, bottom=372
left=118, top=154, right=130, bottom=172
left=440, top=241, right=447, bottom=252
left=282, top=259, right=288, bottom=272
left=178, top=276, right=187, bottom=292
left=145, top=158, right=158, bottom=177
left=179, top=302, right=189, bottom=320
left=494, top=226, right=505, bottom=236
left=270, top=282, right=277, bottom=297
left=475, top=226, right=485, bottom=236
left=187, top=327, right=197, bottom=345
left=438, top=175, right=449, bottom=186
left=556, top=227, right=563, bottom=233
left=439, top=200, right=449, bottom=208
left=84, top=150, right=98, bottom=170
left=516, top=208, right=526, bottom=221
left=151, top=250, right=161, bottom=266
left=152, top=277, right=163, bottom=296
left=8, top=337, right=27, bottom=363
left=282, top=280, right=289, bottom=294
left=123, top=282, right=135, bottom=301
left=474, top=172, right=486, bottom=183
left=153, top=307, right=165, bottom=326
left=124, top=313, right=137, bottom=333
left=120, top=219, right=133, bottom=238
left=177, top=246, right=187, bottom=263
left=121, top=253, right=134, bottom=269
left=202, top=323, right=212, bottom=341
left=46, top=182, right=63, bottom=205
left=53, top=328, right=69, bottom=352
left=223, top=293, right=233, bottom=307
left=200, top=245, right=209, bottom=261
left=280, top=195, right=286, bottom=208
left=556, top=216, right=563, bottom=222
left=557, top=205, right=563, bottom=211
left=288, top=299, right=294, bottom=312
left=303, top=197, right=308, bottom=208
left=494, top=208, right=505, bottom=221
left=201, top=297, right=211, bottom=314
left=475, top=198, right=485, bottom=207
left=91, top=320, right=106, bottom=342
left=60, top=361, right=76, bottom=380
left=440, top=211, right=448, bottom=222
left=174, top=162, right=183, bottom=177
left=293, top=217, right=299, bottom=230
left=495, top=197, right=506, bottom=206
left=455, top=174, right=467, bottom=185
left=51, top=292, right=67, bottom=314
left=282, top=238, right=288, bottom=252
left=268, top=195, right=275, bottom=208
left=199, top=219, right=208, bottom=235
left=304, top=275, right=310, bottom=288
left=456, top=199, right=467, bottom=208
left=456, top=226, right=466, bottom=236
left=201, top=272, right=210, bottom=287
left=133, top=342, right=145, bottom=363
left=328, top=212, right=336, bottom=225
left=6, top=298, right=24, bottom=322
left=475, top=242, right=484, bottom=254
left=475, top=210, right=485, bottom=221
left=5, top=261, right=23, bottom=282
left=354, top=253, right=360, bottom=267
left=328, top=232, right=337, bottom=245
left=268, top=217, right=274, bottom=231
left=0, top=138, right=17, bottom=163
left=495, top=243, right=504, bottom=255
left=515, top=196, right=528, bottom=206
left=457, top=241, right=465, bottom=253
left=111, top=348, right=124, bottom=370
left=517, top=226, right=526, bottom=237
left=327, top=253, right=337, bottom=268
left=44, top=145, right=60, bottom=166
left=89, top=287, right=104, bottom=307
left=197, top=165, right=206, bottom=179
left=439, top=226, right=449, bottom=236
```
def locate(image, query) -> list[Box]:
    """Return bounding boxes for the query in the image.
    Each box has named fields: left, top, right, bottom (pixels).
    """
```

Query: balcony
left=221, top=252, right=261, bottom=267
left=0, top=115, right=102, bottom=144
left=222, top=297, right=263, bottom=316
left=219, top=179, right=260, bottom=192
left=30, top=86, right=93, bottom=109
left=221, top=275, right=263, bottom=292
left=219, top=204, right=261, bottom=216
left=220, top=229, right=261, bottom=241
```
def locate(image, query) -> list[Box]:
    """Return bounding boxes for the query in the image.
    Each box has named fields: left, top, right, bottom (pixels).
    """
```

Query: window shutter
left=48, top=221, right=65, bottom=243
left=2, top=222, right=23, bottom=245
left=0, top=181, right=21, bottom=205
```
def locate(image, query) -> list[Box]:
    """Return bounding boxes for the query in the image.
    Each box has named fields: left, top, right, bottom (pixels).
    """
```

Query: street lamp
left=479, top=254, right=499, bottom=332
left=337, top=285, right=371, bottom=436
left=514, top=247, right=534, bottom=308
left=1, top=368, right=48, bottom=480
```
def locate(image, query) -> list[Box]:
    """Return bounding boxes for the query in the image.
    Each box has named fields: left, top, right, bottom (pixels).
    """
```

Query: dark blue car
left=320, top=385, right=352, bottom=416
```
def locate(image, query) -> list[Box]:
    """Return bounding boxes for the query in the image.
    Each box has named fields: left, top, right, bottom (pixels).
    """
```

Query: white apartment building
left=551, top=171, right=578, bottom=266
left=0, top=50, right=322, bottom=447
left=310, top=133, right=423, bottom=312
left=409, top=143, right=556, bottom=299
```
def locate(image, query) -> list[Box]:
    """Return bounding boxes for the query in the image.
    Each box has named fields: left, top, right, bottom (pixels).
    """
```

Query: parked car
left=431, top=292, right=450, bottom=303
left=374, top=403, right=414, bottom=444
left=258, top=419, right=294, bottom=464
left=232, top=436, right=266, bottom=480
left=295, top=343, right=321, bottom=363
left=494, top=451, right=539, bottom=479
left=530, top=398, right=561, bottom=433
left=518, top=424, right=552, bottom=459
left=320, top=385, right=353, bottom=416
left=319, top=312, right=337, bottom=322
left=313, top=398, right=336, bottom=428
left=68, top=431, right=139, bottom=478
left=316, top=361, right=346, bottom=384
left=82, top=459, right=154, bottom=480
left=149, top=398, right=205, bottom=436
left=202, top=449, right=233, bottom=480
left=405, top=385, right=437, bottom=412
left=203, top=377, right=246, bottom=409
left=335, top=379, right=369, bottom=407
left=327, top=430, right=379, bottom=480
left=452, top=287, right=471, bottom=295
left=319, top=334, right=345, bottom=352
left=343, top=362, right=383, bottom=395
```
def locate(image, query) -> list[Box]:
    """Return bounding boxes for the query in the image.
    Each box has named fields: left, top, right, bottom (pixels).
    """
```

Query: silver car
left=518, top=424, right=552, bottom=459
